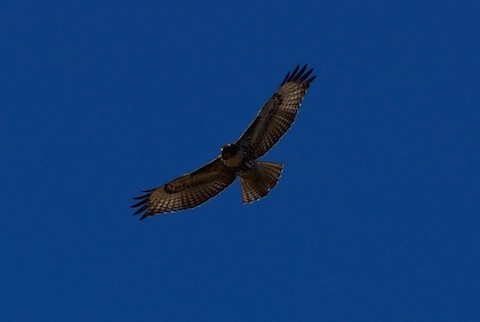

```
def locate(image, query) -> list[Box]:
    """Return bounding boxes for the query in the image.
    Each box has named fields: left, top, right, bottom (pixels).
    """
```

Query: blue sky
left=1, top=0, right=479, bottom=321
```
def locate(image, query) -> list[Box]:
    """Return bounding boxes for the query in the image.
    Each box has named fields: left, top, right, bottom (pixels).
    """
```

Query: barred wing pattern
left=236, top=65, right=316, bottom=158
left=132, top=158, right=236, bottom=220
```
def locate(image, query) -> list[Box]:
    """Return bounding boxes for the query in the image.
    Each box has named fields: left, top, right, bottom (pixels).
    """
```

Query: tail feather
left=241, top=161, right=283, bottom=204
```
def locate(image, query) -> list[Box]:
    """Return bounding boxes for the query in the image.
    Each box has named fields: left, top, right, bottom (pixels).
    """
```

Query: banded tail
left=240, top=161, right=283, bottom=203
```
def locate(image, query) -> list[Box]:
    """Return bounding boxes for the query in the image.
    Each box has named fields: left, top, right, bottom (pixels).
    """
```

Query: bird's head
left=221, top=143, right=239, bottom=160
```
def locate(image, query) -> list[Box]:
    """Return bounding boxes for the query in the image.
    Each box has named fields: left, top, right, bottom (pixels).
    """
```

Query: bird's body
left=132, top=65, right=316, bottom=220
left=220, top=144, right=252, bottom=170
left=220, top=143, right=283, bottom=203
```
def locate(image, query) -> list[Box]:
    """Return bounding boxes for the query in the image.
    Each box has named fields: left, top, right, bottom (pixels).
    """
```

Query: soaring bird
left=132, top=65, right=316, bottom=220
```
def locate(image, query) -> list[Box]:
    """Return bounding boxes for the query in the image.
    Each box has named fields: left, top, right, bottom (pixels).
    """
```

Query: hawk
left=132, top=65, right=316, bottom=220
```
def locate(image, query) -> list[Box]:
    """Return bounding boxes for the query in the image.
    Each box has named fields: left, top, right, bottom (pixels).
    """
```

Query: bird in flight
left=132, top=65, right=316, bottom=220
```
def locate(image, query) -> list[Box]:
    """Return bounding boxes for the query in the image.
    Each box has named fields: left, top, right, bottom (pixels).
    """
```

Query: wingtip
left=281, top=71, right=291, bottom=85
left=282, top=64, right=315, bottom=85
left=290, top=65, right=300, bottom=78
left=132, top=205, right=152, bottom=220
left=132, top=204, right=149, bottom=216
left=131, top=198, right=148, bottom=208
left=299, top=68, right=313, bottom=82
left=294, top=65, right=307, bottom=81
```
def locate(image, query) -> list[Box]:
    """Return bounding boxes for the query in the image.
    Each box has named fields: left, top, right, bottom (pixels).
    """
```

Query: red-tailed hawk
left=132, top=65, right=316, bottom=220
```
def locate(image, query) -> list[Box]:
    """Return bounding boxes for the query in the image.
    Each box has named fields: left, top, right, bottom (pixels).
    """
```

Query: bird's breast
left=222, top=153, right=244, bottom=168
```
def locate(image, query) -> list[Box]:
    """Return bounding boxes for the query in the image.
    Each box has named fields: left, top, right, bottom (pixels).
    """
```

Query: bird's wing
left=236, top=65, right=316, bottom=158
left=132, top=158, right=236, bottom=219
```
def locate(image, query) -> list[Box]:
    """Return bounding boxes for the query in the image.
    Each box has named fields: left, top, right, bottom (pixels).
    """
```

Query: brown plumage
left=237, top=64, right=315, bottom=158
left=132, top=65, right=316, bottom=220
left=132, top=159, right=236, bottom=219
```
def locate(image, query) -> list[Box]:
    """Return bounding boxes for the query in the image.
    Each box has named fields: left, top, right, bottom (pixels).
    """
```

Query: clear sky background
left=1, top=0, right=479, bottom=321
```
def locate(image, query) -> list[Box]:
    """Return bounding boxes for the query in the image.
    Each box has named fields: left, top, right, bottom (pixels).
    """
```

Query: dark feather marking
left=164, top=183, right=182, bottom=194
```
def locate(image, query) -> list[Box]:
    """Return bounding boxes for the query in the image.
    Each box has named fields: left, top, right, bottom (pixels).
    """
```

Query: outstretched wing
left=236, top=65, right=316, bottom=158
left=132, top=158, right=236, bottom=220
